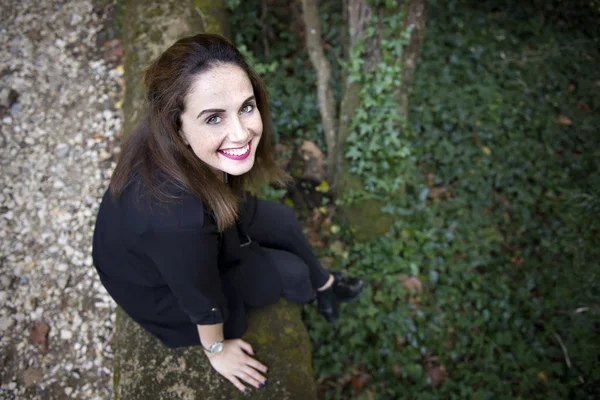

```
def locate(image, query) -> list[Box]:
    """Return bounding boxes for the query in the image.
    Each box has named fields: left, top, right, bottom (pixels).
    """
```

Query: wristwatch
left=202, top=341, right=225, bottom=354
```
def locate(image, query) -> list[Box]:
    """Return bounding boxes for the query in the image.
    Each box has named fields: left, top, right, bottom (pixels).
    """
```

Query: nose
left=229, top=115, right=249, bottom=144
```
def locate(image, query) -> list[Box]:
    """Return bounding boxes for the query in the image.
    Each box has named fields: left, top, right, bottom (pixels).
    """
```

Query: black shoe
left=316, top=286, right=339, bottom=323
left=331, top=271, right=365, bottom=303
left=316, top=271, right=365, bottom=323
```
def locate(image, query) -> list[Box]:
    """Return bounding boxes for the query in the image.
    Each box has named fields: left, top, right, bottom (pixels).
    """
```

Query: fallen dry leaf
left=558, top=115, right=572, bottom=125
left=305, top=227, right=324, bottom=248
left=350, top=373, right=370, bottom=390
left=426, top=364, right=447, bottom=387
left=401, top=275, right=423, bottom=293
left=322, top=256, right=335, bottom=268
left=429, top=186, right=450, bottom=199
left=577, top=102, right=590, bottom=112
left=29, top=322, right=49, bottom=349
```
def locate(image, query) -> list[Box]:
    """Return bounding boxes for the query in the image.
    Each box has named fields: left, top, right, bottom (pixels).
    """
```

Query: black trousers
left=226, top=197, right=331, bottom=310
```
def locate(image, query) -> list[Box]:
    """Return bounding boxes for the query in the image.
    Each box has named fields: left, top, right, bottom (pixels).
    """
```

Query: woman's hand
left=206, top=339, right=268, bottom=393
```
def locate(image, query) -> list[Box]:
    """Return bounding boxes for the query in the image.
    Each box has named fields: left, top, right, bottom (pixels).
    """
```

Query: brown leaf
left=350, top=373, right=370, bottom=390
left=103, top=39, right=120, bottom=49
left=429, top=186, right=450, bottom=199
left=577, top=103, right=590, bottom=112
left=298, top=140, right=326, bottom=182
left=322, top=256, right=335, bottom=268
left=407, top=296, right=421, bottom=307
left=426, top=365, right=447, bottom=387
left=110, top=42, right=124, bottom=58
left=558, top=115, right=572, bottom=125
left=392, top=364, right=403, bottom=377
left=21, top=367, right=43, bottom=388
left=304, top=227, right=324, bottom=248
left=29, top=322, right=49, bottom=349
left=401, top=276, right=423, bottom=294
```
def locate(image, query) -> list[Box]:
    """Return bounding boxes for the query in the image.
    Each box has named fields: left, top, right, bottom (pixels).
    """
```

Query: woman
left=92, top=33, right=364, bottom=393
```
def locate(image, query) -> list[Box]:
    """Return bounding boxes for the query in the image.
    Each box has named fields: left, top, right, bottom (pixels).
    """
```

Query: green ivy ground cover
left=229, top=0, right=599, bottom=398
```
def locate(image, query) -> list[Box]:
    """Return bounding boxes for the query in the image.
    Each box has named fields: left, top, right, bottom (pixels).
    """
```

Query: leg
left=242, top=196, right=330, bottom=290
left=225, top=246, right=316, bottom=307
left=261, top=247, right=316, bottom=304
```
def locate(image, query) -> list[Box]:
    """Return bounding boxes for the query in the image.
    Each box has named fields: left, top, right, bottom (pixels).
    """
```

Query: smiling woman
left=91, top=33, right=364, bottom=394
left=180, top=64, right=263, bottom=177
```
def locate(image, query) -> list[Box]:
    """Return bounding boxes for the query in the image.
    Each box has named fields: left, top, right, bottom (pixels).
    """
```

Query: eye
left=241, top=104, right=254, bottom=113
left=206, top=115, right=222, bottom=125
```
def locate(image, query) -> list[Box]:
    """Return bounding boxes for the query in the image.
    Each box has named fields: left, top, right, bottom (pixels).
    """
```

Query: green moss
left=191, top=0, right=229, bottom=35
left=336, top=171, right=394, bottom=240
left=113, top=300, right=316, bottom=399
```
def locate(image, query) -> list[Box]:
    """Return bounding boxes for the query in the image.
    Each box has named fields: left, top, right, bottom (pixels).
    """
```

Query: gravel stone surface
left=0, top=0, right=122, bottom=398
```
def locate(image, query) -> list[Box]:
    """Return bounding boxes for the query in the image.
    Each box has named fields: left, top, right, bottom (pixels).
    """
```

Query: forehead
left=186, top=63, right=254, bottom=108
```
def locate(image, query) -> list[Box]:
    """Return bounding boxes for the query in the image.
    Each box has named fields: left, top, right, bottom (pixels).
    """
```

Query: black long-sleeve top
left=92, top=176, right=246, bottom=348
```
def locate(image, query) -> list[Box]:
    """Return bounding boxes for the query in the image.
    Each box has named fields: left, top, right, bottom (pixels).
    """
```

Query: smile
left=218, top=140, right=252, bottom=160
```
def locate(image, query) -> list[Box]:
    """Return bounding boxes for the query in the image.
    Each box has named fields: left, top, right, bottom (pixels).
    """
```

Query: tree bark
left=397, top=0, right=427, bottom=118
left=121, top=0, right=229, bottom=138
left=300, top=0, right=339, bottom=182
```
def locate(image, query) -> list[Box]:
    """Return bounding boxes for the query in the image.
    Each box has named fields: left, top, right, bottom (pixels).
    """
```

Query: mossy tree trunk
left=114, top=1, right=317, bottom=398
left=122, top=0, right=229, bottom=136
left=301, top=0, right=427, bottom=240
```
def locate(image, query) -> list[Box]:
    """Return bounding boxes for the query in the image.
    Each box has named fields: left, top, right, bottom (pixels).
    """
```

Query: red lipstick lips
left=218, top=139, right=252, bottom=160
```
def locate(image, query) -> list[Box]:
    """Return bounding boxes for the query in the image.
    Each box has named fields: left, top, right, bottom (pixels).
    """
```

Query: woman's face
left=180, top=63, right=263, bottom=177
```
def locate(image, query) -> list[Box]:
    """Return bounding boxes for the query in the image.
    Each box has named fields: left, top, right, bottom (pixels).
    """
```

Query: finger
left=238, top=340, right=254, bottom=355
left=246, top=357, right=268, bottom=374
left=227, top=375, right=247, bottom=393
left=238, top=370, right=262, bottom=389
left=243, top=367, right=267, bottom=385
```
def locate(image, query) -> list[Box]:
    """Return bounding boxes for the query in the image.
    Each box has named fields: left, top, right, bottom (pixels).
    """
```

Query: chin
left=222, top=160, right=255, bottom=176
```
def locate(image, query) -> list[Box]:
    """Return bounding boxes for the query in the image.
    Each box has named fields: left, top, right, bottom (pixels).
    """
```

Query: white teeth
left=221, top=144, right=249, bottom=156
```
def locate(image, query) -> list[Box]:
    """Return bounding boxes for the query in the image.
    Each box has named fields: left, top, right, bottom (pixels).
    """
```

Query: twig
left=497, top=38, right=599, bottom=65
left=553, top=332, right=572, bottom=369
left=195, top=7, right=207, bottom=32
left=260, top=0, right=270, bottom=58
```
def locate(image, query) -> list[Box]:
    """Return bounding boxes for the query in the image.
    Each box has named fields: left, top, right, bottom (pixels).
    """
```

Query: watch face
left=211, top=342, right=224, bottom=353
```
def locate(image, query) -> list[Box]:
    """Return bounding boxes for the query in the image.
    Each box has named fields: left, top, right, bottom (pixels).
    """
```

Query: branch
left=553, top=332, right=572, bottom=369
left=397, top=0, right=427, bottom=119
left=300, top=0, right=338, bottom=182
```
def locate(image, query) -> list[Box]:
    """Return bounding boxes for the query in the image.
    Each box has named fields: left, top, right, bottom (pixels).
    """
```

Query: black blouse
left=92, top=176, right=254, bottom=348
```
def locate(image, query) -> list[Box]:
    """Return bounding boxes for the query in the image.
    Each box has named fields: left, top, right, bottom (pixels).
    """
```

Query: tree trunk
left=122, top=0, right=230, bottom=137
left=115, top=1, right=317, bottom=398
left=332, top=0, right=427, bottom=240
left=300, top=0, right=339, bottom=182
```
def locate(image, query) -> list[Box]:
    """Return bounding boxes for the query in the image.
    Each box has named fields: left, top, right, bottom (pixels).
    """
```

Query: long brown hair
left=110, top=33, right=290, bottom=231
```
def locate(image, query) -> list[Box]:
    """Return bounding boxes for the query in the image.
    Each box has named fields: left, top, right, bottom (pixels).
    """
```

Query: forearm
left=197, top=323, right=224, bottom=349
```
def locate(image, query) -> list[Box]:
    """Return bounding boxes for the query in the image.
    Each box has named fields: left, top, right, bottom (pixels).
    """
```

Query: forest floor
left=0, top=1, right=122, bottom=398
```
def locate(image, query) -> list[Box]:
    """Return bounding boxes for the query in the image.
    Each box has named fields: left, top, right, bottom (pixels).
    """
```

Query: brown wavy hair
left=109, top=33, right=290, bottom=231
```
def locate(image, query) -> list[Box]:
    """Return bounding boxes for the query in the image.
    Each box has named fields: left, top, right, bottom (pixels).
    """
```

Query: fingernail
left=258, top=383, right=264, bottom=389
left=264, top=380, right=269, bottom=387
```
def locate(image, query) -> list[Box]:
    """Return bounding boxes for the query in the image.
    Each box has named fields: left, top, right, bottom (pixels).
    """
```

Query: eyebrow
left=196, top=95, right=256, bottom=119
